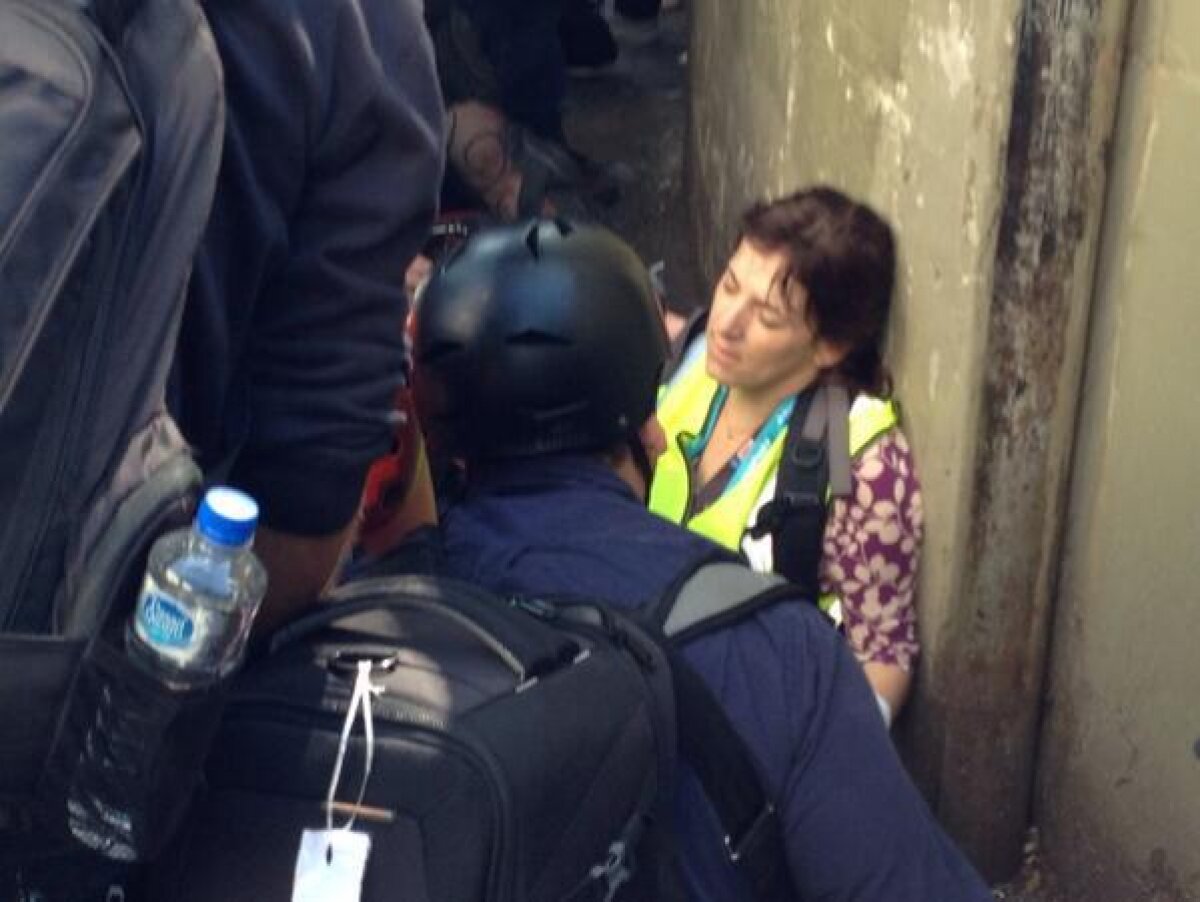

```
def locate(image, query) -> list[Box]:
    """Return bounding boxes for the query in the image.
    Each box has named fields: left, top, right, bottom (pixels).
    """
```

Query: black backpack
left=151, top=574, right=682, bottom=902
left=151, top=563, right=796, bottom=901
left=0, top=0, right=224, bottom=876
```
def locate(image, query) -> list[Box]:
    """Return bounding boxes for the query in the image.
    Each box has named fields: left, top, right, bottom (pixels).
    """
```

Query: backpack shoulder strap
left=667, top=646, right=792, bottom=900
left=744, top=383, right=854, bottom=596
left=649, top=560, right=797, bottom=900
left=745, top=384, right=827, bottom=595
left=658, top=561, right=792, bottom=642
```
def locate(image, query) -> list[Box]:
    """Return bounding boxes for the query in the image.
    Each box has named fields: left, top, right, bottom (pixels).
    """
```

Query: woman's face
left=705, top=240, right=840, bottom=395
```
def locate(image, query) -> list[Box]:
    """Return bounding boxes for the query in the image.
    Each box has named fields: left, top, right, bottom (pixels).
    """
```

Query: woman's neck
left=724, top=367, right=820, bottom=432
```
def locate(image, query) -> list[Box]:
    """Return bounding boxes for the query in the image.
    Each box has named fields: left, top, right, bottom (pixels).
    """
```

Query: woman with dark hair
left=649, top=186, right=922, bottom=723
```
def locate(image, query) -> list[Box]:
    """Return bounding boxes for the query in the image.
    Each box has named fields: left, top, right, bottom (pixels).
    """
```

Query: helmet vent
left=508, top=329, right=569, bottom=347
left=525, top=223, right=541, bottom=259
left=528, top=400, right=589, bottom=422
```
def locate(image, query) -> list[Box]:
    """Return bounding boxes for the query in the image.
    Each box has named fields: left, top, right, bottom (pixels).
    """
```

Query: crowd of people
left=23, top=0, right=990, bottom=898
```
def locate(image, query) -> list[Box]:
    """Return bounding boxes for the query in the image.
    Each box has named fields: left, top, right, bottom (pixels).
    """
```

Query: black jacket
left=172, top=0, right=445, bottom=534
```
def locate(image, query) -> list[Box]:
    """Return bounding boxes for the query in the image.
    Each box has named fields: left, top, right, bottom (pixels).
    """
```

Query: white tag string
left=325, top=660, right=382, bottom=835
left=354, top=663, right=377, bottom=831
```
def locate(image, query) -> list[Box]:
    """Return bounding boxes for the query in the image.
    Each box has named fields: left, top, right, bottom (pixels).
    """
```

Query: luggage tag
left=293, top=830, right=371, bottom=902
left=293, top=660, right=381, bottom=902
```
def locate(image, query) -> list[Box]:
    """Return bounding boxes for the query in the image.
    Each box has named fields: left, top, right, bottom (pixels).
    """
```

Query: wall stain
left=929, top=0, right=1122, bottom=882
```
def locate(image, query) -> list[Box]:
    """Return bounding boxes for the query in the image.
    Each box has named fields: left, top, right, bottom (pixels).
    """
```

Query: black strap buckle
left=778, top=490, right=823, bottom=511
left=788, top=436, right=825, bottom=468
left=748, top=491, right=823, bottom=540
left=723, top=801, right=777, bottom=864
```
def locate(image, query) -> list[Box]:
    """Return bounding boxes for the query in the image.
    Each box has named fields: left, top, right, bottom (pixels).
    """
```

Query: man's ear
left=638, top=415, right=667, bottom=464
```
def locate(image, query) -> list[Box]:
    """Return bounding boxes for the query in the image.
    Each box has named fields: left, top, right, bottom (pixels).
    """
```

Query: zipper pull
left=509, top=595, right=559, bottom=621
left=590, top=840, right=633, bottom=902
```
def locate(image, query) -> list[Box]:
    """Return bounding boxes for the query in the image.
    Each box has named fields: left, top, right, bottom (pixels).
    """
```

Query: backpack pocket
left=38, top=631, right=230, bottom=862
left=0, top=437, right=216, bottom=866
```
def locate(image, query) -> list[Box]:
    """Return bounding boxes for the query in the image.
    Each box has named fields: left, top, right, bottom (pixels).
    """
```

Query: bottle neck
left=191, top=527, right=253, bottom=560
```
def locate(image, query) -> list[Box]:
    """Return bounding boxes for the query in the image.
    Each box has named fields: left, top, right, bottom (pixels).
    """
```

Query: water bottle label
left=136, top=591, right=196, bottom=649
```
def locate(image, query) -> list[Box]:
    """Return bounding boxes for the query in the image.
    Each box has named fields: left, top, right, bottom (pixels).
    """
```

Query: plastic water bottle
left=126, top=486, right=268, bottom=686
left=66, top=486, right=268, bottom=859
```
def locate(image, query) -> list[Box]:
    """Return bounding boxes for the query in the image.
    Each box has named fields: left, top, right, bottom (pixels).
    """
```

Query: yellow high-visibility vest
left=649, top=337, right=898, bottom=611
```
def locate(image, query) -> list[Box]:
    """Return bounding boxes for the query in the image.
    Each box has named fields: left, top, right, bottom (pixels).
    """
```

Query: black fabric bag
left=156, top=557, right=799, bottom=901
left=0, top=0, right=224, bottom=875
left=151, top=575, right=683, bottom=902
left=458, top=544, right=799, bottom=900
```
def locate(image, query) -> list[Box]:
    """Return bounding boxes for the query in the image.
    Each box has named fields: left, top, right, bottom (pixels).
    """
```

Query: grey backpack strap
left=800, top=382, right=829, bottom=441
left=798, top=383, right=851, bottom=497
left=824, top=384, right=852, bottom=497
left=661, top=562, right=789, bottom=643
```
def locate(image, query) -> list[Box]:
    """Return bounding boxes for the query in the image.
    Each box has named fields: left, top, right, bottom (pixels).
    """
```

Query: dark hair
left=739, top=186, right=896, bottom=396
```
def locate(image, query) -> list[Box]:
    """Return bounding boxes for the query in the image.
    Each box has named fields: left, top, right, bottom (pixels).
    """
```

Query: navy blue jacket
left=441, top=456, right=991, bottom=902
left=172, top=0, right=445, bottom=535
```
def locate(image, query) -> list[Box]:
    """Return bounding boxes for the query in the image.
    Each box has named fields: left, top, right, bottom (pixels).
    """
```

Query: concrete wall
left=688, top=0, right=1131, bottom=881
left=1036, top=2, right=1200, bottom=898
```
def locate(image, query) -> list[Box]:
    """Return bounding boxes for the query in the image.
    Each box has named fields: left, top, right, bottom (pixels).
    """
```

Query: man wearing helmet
left=414, top=219, right=990, bottom=902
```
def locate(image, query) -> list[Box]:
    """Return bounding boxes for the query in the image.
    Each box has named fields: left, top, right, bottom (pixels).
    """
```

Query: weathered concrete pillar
left=911, top=0, right=1133, bottom=880
left=687, top=0, right=1130, bottom=881
left=1034, top=1, right=1200, bottom=897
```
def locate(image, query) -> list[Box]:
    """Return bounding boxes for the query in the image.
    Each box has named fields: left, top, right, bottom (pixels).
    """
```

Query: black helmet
left=414, top=218, right=668, bottom=461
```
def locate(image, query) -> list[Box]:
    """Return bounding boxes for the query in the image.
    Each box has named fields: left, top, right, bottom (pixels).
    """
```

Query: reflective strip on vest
left=650, top=336, right=900, bottom=620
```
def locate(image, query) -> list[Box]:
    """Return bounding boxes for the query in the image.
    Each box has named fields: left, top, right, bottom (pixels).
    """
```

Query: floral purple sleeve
left=819, top=428, right=923, bottom=670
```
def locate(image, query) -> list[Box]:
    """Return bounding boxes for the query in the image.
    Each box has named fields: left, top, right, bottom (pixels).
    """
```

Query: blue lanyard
left=686, top=387, right=795, bottom=492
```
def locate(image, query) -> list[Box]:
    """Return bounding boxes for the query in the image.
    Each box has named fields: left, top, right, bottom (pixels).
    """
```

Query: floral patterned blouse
left=819, top=427, right=923, bottom=671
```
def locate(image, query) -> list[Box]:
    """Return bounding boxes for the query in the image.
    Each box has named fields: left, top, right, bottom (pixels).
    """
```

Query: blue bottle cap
left=196, top=487, right=259, bottom=547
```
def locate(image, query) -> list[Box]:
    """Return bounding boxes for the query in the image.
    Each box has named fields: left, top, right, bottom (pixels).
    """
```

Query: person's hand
left=405, top=253, right=433, bottom=304
left=447, top=101, right=524, bottom=220
left=664, top=308, right=688, bottom=342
